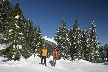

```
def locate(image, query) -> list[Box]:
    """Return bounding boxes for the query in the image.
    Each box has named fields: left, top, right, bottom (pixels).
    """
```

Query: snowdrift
left=0, top=54, right=108, bottom=72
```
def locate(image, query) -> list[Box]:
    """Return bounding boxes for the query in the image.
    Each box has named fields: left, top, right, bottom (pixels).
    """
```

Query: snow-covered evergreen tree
left=54, top=18, right=70, bottom=60
left=32, top=25, right=37, bottom=57
left=0, top=0, right=21, bottom=60
left=103, top=44, right=108, bottom=62
left=13, top=2, right=23, bottom=17
left=7, top=2, right=26, bottom=61
left=99, top=46, right=106, bottom=62
left=81, top=28, right=90, bottom=61
left=0, top=1, right=44, bottom=60
left=88, top=21, right=100, bottom=63
left=69, top=19, right=82, bottom=60
left=0, top=0, right=13, bottom=45
left=105, top=44, right=108, bottom=62
left=35, top=25, right=43, bottom=56
left=68, top=28, right=75, bottom=61
left=21, top=19, right=34, bottom=59
left=0, top=0, right=13, bottom=32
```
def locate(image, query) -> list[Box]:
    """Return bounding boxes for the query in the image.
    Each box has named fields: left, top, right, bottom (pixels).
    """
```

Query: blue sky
left=11, top=0, right=108, bottom=45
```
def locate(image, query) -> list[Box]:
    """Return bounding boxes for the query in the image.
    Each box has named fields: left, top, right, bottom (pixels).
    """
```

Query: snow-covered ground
left=0, top=55, right=108, bottom=72
left=0, top=36, right=108, bottom=72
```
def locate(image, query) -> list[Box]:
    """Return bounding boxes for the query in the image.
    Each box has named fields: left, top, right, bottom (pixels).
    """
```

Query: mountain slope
left=43, top=36, right=57, bottom=45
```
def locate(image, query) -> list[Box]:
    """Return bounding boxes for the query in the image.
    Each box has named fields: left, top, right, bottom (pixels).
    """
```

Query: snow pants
left=52, top=57, right=57, bottom=67
left=41, top=56, right=46, bottom=65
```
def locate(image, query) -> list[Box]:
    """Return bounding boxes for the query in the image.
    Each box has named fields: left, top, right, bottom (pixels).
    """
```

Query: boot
left=54, top=62, right=56, bottom=67
left=52, top=61, right=55, bottom=67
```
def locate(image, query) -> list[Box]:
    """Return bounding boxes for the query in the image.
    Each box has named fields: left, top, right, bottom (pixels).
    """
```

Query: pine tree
left=3, top=2, right=26, bottom=61
left=13, top=2, right=23, bottom=17
left=69, top=18, right=82, bottom=60
left=0, top=0, right=13, bottom=32
left=0, top=0, right=17, bottom=60
left=99, top=46, right=105, bottom=62
left=32, top=25, right=37, bottom=57
left=81, top=28, right=90, bottom=61
left=0, top=0, right=13, bottom=45
left=106, top=44, right=108, bottom=62
left=103, top=44, right=108, bottom=62
left=88, top=21, right=100, bottom=63
left=54, top=18, right=70, bottom=60
left=35, top=25, right=43, bottom=56
left=68, top=28, right=75, bottom=61
left=0, top=1, right=44, bottom=60
left=0, top=2, right=31, bottom=60
left=21, top=19, right=34, bottom=59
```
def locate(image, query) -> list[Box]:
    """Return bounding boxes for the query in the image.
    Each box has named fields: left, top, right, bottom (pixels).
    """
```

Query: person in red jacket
left=51, top=47, right=59, bottom=67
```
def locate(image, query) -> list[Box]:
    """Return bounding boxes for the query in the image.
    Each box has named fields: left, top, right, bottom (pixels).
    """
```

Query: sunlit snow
left=0, top=54, right=108, bottom=72
left=15, top=15, right=20, bottom=19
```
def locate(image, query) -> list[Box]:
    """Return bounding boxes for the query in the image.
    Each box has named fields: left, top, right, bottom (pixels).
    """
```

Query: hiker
left=40, top=46, right=48, bottom=66
left=51, top=47, right=59, bottom=67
